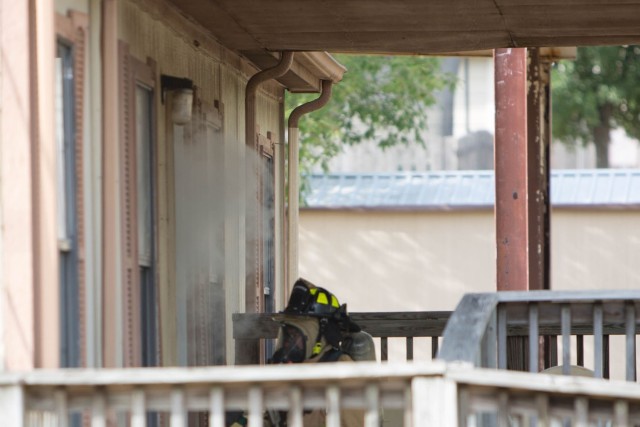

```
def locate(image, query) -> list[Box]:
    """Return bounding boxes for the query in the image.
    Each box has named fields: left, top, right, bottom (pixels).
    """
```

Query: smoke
left=173, top=99, right=276, bottom=367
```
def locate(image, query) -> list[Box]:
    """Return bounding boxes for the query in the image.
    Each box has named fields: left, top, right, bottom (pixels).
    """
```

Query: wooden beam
left=494, top=47, right=551, bottom=291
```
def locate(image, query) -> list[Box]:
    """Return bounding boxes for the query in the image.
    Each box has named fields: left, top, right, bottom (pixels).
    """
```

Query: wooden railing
left=9, top=362, right=640, bottom=426
left=232, top=311, right=451, bottom=364
left=438, top=290, right=640, bottom=380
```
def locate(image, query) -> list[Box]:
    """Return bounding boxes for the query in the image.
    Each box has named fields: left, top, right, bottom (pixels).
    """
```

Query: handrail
left=233, top=311, right=452, bottom=364
left=233, top=311, right=452, bottom=339
left=10, top=362, right=453, bottom=426
left=438, top=290, right=640, bottom=380
left=437, top=293, right=499, bottom=364
left=10, top=362, right=640, bottom=426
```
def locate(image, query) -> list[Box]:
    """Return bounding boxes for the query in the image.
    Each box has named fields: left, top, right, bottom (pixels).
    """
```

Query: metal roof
left=304, top=169, right=640, bottom=210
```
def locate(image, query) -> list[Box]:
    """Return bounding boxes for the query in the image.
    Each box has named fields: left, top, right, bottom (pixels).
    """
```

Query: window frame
left=55, top=10, right=88, bottom=369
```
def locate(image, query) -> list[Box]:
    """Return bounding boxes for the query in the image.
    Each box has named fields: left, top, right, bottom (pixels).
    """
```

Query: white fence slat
left=209, top=387, right=225, bottom=427
left=528, top=304, right=539, bottom=373
left=457, top=386, right=470, bottom=427
left=625, top=303, right=636, bottom=382
left=54, top=388, right=68, bottom=427
left=91, top=389, right=107, bottom=427
left=326, top=386, right=341, bottom=427
left=497, top=392, right=509, bottom=427
left=614, top=400, right=629, bottom=426
left=412, top=377, right=457, bottom=427
left=594, top=304, right=603, bottom=378
left=131, top=388, right=146, bottom=427
left=364, top=384, right=380, bottom=427
left=574, top=397, right=588, bottom=427
left=248, top=386, right=264, bottom=427
left=404, top=384, right=413, bottom=427
left=0, top=385, right=25, bottom=427
left=497, top=304, right=507, bottom=370
left=288, top=386, right=303, bottom=427
left=561, top=305, right=571, bottom=375
left=170, top=388, right=186, bottom=427
left=535, top=393, right=549, bottom=427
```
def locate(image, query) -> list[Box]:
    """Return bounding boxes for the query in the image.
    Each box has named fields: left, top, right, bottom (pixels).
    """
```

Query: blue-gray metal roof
left=304, top=169, right=640, bottom=209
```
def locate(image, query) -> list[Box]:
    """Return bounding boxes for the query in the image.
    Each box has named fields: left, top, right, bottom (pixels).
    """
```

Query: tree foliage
left=286, top=54, right=455, bottom=174
left=552, top=46, right=640, bottom=167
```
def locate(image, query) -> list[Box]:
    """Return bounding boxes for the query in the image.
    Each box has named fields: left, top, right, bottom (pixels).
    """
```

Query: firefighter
left=231, top=278, right=365, bottom=427
left=270, top=278, right=362, bottom=364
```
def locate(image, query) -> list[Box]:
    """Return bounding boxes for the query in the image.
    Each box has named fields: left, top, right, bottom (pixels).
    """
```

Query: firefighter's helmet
left=284, top=278, right=342, bottom=317
left=281, top=278, right=360, bottom=333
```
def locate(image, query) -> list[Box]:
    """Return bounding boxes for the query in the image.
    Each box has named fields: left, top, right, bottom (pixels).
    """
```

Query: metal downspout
left=243, top=52, right=294, bottom=315
left=245, top=52, right=294, bottom=148
left=287, top=80, right=333, bottom=292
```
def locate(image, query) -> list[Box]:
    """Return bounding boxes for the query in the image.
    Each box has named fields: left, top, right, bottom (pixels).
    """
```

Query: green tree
left=286, top=54, right=455, bottom=175
left=552, top=46, right=640, bottom=168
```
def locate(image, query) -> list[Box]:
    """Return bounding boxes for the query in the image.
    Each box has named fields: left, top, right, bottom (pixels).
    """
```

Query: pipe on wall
left=243, top=52, right=294, bottom=315
left=245, top=52, right=294, bottom=148
left=287, top=79, right=333, bottom=292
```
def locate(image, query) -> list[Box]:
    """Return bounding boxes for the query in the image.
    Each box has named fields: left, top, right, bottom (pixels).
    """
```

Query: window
left=118, top=45, right=159, bottom=369
left=136, top=84, right=158, bottom=367
left=258, top=133, right=277, bottom=360
left=56, top=40, right=81, bottom=368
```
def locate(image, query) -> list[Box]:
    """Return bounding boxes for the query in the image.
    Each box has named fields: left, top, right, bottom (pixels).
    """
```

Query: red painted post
left=494, top=47, right=550, bottom=292
left=495, top=47, right=529, bottom=291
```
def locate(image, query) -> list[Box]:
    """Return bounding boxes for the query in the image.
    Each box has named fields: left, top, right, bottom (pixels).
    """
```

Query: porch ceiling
left=171, top=0, right=640, bottom=57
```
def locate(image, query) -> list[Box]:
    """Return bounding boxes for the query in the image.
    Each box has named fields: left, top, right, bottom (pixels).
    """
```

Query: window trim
left=55, top=10, right=88, bottom=369
left=118, top=42, right=160, bottom=368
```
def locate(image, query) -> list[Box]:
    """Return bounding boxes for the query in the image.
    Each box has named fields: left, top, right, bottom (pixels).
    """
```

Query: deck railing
left=8, top=361, right=640, bottom=426
left=438, top=290, right=640, bottom=380
left=233, top=311, right=451, bottom=364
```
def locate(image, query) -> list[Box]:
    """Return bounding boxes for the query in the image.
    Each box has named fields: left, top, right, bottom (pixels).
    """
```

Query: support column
left=1, top=0, right=58, bottom=370
left=494, top=47, right=551, bottom=292
left=495, top=47, right=552, bottom=373
left=1, top=0, right=36, bottom=371
left=102, top=0, right=121, bottom=368
left=32, top=0, right=58, bottom=369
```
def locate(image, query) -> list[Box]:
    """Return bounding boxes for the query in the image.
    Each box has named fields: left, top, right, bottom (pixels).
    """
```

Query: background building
left=326, top=57, right=640, bottom=173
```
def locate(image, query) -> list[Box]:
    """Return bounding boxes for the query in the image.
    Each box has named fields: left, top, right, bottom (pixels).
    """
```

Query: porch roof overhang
left=170, top=0, right=640, bottom=59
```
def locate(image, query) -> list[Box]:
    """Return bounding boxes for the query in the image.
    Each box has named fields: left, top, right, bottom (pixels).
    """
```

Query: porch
left=7, top=289, right=640, bottom=426
left=8, top=361, right=640, bottom=426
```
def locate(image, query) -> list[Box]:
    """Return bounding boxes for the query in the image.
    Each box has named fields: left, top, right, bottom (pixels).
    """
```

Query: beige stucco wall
left=299, top=210, right=496, bottom=313
left=299, top=208, right=640, bottom=365
left=551, top=210, right=640, bottom=291
left=300, top=208, right=640, bottom=312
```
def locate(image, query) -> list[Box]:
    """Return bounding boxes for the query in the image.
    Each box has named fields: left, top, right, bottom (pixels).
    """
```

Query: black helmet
left=282, top=278, right=360, bottom=333
left=284, top=278, right=340, bottom=316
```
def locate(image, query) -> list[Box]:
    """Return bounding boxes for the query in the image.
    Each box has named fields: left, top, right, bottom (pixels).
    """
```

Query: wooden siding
left=119, top=0, right=284, bottom=366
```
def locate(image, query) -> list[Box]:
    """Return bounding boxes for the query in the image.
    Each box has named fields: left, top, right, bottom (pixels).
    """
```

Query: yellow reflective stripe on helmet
left=309, top=288, right=318, bottom=295
left=316, top=292, right=329, bottom=305
left=331, top=295, right=339, bottom=308
left=312, top=342, right=323, bottom=355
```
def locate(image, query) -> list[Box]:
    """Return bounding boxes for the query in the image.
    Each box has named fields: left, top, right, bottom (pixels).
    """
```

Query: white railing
left=439, top=290, right=640, bottom=379
left=6, top=361, right=640, bottom=426
left=4, top=362, right=449, bottom=427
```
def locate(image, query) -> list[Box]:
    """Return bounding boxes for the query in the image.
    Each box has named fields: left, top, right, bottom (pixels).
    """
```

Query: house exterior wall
left=2, top=0, right=292, bottom=371
left=1, top=0, right=37, bottom=371
left=118, top=0, right=284, bottom=366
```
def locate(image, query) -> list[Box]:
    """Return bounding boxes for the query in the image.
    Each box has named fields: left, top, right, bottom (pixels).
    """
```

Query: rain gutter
left=287, top=79, right=333, bottom=290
